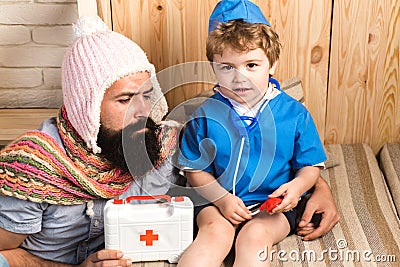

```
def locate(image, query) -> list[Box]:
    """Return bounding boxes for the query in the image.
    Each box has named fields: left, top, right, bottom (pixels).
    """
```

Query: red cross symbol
left=140, top=230, right=159, bottom=246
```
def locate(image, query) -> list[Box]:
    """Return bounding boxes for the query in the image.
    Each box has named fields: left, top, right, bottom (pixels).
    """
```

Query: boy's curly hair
left=206, top=20, right=281, bottom=66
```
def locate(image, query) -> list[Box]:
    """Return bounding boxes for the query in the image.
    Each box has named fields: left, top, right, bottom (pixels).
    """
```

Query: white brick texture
left=0, top=0, right=78, bottom=108
left=0, top=89, right=63, bottom=108
left=0, top=68, right=42, bottom=88
left=0, top=26, right=30, bottom=45
left=0, top=47, right=67, bottom=67
left=0, top=4, right=77, bottom=25
left=43, top=68, right=62, bottom=88
left=33, top=26, right=74, bottom=45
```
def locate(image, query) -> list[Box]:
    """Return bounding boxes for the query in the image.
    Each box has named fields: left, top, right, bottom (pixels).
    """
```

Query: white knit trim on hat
left=73, top=16, right=110, bottom=40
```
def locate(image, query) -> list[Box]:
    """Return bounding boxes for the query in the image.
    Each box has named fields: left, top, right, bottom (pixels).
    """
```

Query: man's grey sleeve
left=0, top=253, right=10, bottom=267
left=0, top=195, right=44, bottom=234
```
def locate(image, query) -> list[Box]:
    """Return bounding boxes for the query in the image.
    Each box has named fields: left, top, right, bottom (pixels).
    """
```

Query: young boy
left=177, top=0, right=326, bottom=266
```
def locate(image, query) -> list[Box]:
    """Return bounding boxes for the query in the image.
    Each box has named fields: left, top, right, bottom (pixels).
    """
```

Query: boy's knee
left=204, top=219, right=234, bottom=233
left=199, top=219, right=235, bottom=243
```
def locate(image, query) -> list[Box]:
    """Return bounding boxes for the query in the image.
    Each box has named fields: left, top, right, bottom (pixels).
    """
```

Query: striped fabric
left=380, top=143, right=400, bottom=220
left=270, top=144, right=400, bottom=267
left=130, top=144, right=400, bottom=267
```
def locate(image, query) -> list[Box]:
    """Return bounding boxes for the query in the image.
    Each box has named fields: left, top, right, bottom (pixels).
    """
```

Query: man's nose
left=129, top=96, right=150, bottom=118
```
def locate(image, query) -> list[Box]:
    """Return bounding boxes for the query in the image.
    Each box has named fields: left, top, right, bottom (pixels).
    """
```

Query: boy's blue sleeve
left=291, top=111, right=327, bottom=169
left=177, top=117, right=215, bottom=173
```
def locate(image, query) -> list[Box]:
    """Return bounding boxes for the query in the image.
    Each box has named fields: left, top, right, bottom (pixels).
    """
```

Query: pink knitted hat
left=62, top=16, right=168, bottom=154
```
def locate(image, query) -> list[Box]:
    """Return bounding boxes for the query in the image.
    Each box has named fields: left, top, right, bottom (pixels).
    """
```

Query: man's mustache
left=123, top=118, right=159, bottom=136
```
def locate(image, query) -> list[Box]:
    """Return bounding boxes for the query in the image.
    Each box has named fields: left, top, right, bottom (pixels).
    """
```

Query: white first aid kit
left=104, top=195, right=194, bottom=263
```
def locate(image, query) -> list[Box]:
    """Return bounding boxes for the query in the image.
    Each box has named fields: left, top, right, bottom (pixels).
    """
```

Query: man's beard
left=97, top=118, right=162, bottom=177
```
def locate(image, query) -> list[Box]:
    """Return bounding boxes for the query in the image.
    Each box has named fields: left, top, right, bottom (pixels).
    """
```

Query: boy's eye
left=247, top=63, right=257, bottom=68
left=221, top=65, right=234, bottom=71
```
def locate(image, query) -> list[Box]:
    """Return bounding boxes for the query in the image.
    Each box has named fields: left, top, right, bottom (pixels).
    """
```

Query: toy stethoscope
left=219, top=78, right=280, bottom=196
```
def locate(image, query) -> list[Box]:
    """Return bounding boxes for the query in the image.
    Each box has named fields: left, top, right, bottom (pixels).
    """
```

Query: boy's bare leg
left=233, top=213, right=290, bottom=267
left=177, top=206, right=235, bottom=267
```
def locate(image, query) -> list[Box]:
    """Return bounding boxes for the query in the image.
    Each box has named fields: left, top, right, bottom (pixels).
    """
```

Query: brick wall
left=0, top=0, right=78, bottom=108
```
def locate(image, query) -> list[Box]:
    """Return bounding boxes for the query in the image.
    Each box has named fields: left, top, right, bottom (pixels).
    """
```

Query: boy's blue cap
left=208, top=0, right=270, bottom=33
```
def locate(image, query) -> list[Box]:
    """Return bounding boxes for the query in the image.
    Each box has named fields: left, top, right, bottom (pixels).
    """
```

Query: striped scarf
left=0, top=106, right=178, bottom=205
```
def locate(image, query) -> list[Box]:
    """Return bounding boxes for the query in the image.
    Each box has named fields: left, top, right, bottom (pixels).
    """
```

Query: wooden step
left=0, top=108, right=59, bottom=146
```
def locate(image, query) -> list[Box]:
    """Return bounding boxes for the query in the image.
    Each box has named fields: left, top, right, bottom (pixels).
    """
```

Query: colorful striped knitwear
left=0, top=106, right=179, bottom=205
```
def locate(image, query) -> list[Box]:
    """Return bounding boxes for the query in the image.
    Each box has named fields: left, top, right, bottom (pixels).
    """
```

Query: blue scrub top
left=178, top=80, right=326, bottom=205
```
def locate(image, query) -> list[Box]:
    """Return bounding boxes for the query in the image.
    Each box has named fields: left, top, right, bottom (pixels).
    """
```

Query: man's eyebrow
left=134, top=86, right=154, bottom=95
left=143, top=87, right=154, bottom=94
left=116, top=87, right=153, bottom=98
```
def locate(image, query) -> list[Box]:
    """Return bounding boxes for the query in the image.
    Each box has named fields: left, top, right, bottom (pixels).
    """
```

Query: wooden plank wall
left=325, top=0, right=400, bottom=154
left=98, top=0, right=400, bottom=154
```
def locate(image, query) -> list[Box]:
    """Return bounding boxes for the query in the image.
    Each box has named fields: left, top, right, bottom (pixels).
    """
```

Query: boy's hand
left=268, top=179, right=303, bottom=213
left=260, top=197, right=282, bottom=213
left=214, top=193, right=252, bottom=224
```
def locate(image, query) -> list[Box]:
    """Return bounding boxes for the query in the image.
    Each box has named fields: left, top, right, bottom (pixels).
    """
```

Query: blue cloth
left=209, top=0, right=270, bottom=32
left=0, top=118, right=180, bottom=264
left=0, top=253, right=9, bottom=267
left=178, top=79, right=326, bottom=206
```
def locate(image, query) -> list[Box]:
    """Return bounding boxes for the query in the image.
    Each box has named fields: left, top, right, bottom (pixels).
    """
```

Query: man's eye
left=143, top=95, right=151, bottom=100
left=118, top=98, right=130, bottom=104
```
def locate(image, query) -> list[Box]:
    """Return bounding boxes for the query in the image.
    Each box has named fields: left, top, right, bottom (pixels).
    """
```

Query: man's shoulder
left=37, top=117, right=65, bottom=152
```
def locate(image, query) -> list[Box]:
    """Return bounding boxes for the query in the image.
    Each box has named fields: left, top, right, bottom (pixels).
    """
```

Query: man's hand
left=297, top=177, right=340, bottom=240
left=78, top=250, right=132, bottom=267
left=1, top=248, right=132, bottom=267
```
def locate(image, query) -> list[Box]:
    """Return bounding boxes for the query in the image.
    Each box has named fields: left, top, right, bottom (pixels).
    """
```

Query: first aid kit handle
left=126, top=195, right=171, bottom=203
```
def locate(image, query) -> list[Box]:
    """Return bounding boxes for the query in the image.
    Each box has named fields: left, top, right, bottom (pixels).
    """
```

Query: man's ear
left=269, top=60, right=278, bottom=75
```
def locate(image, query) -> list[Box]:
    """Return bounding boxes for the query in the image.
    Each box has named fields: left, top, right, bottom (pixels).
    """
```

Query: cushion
left=380, top=142, right=400, bottom=218
left=270, top=144, right=400, bottom=266
left=280, top=77, right=304, bottom=103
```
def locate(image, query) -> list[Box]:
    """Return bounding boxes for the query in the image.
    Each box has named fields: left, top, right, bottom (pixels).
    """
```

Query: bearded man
left=0, top=16, right=181, bottom=267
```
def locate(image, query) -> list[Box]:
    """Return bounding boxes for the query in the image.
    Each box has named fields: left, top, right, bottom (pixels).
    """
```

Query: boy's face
left=212, top=46, right=277, bottom=107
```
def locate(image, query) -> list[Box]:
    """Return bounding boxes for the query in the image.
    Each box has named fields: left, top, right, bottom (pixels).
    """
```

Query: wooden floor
left=132, top=262, right=176, bottom=267
left=130, top=250, right=234, bottom=266
left=131, top=261, right=229, bottom=267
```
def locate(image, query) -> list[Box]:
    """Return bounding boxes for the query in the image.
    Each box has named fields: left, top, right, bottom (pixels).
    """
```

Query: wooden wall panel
left=97, top=0, right=112, bottom=29
left=269, top=0, right=332, bottom=142
left=325, top=0, right=400, bottom=153
left=109, top=0, right=217, bottom=109
left=77, top=0, right=98, bottom=17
